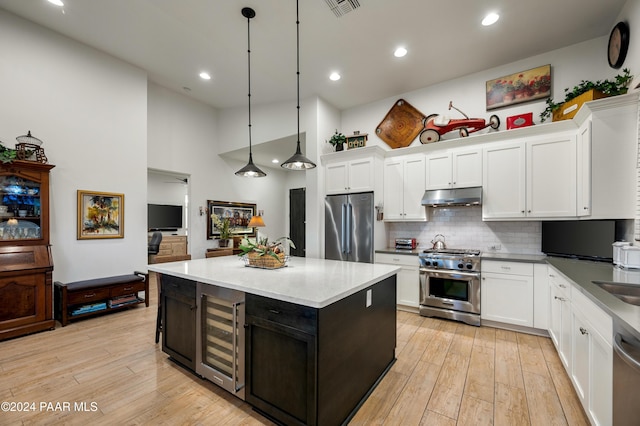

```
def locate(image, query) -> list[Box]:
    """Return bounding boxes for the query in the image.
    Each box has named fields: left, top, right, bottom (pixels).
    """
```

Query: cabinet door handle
left=554, top=296, right=566, bottom=302
left=579, top=327, right=589, bottom=335
left=559, top=284, right=566, bottom=288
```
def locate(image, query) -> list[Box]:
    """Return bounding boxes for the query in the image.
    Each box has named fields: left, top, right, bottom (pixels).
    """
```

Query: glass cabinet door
left=0, top=174, right=42, bottom=240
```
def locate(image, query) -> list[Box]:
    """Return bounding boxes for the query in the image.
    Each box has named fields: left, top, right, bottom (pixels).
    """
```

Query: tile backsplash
left=386, top=206, right=542, bottom=254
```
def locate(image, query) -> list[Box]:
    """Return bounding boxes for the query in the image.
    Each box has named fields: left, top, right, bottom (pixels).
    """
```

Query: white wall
left=0, top=10, right=148, bottom=282
left=147, top=83, right=291, bottom=258
left=333, top=5, right=639, bottom=254
left=341, top=36, right=616, bottom=151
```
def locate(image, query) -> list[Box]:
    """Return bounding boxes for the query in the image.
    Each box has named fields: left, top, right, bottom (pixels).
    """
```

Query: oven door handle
left=419, top=268, right=480, bottom=278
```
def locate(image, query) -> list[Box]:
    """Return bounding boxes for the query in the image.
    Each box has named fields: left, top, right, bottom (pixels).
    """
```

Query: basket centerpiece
left=238, top=236, right=295, bottom=269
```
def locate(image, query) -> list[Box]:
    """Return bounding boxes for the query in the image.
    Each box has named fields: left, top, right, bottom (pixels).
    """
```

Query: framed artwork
left=486, top=64, right=551, bottom=110
left=77, top=190, right=124, bottom=239
left=207, top=200, right=256, bottom=239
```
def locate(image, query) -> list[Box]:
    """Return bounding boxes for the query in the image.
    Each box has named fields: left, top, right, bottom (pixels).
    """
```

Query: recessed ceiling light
left=199, top=72, right=211, bottom=80
left=482, top=12, right=499, bottom=26
left=48, top=0, right=64, bottom=6
left=329, top=72, right=341, bottom=81
left=394, top=47, right=407, bottom=58
left=272, top=159, right=280, bottom=164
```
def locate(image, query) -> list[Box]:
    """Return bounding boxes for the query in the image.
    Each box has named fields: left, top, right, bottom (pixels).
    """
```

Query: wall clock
left=608, top=21, right=629, bottom=69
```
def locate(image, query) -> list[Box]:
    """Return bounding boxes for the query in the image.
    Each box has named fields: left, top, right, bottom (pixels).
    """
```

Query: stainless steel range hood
left=421, top=187, right=482, bottom=207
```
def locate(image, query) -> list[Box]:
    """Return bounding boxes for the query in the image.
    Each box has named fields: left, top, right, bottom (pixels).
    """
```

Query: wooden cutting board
left=375, top=99, right=426, bottom=149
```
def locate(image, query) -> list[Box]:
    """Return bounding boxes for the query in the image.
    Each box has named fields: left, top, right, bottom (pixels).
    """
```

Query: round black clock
left=608, top=21, right=629, bottom=69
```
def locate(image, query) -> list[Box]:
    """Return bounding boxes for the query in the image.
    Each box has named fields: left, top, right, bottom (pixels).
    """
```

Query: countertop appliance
left=395, top=238, right=417, bottom=250
left=619, top=245, right=640, bottom=269
left=196, top=282, right=246, bottom=400
left=325, top=192, right=374, bottom=263
left=613, top=320, right=640, bottom=425
left=419, top=248, right=481, bottom=326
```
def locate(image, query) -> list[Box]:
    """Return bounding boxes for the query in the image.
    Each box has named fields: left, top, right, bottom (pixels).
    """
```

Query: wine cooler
left=196, top=282, right=246, bottom=399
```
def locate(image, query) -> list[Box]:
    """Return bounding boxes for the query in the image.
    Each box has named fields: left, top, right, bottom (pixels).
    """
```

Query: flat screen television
left=541, top=220, right=621, bottom=262
left=148, top=204, right=183, bottom=231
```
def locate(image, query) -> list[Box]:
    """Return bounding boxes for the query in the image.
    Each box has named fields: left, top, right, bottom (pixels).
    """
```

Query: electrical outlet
left=488, top=244, right=502, bottom=251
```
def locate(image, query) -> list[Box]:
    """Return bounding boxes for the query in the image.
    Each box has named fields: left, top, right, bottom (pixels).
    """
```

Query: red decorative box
left=507, top=113, right=534, bottom=129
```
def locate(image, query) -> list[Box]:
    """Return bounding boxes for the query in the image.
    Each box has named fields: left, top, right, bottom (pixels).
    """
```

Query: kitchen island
left=149, top=256, right=400, bottom=426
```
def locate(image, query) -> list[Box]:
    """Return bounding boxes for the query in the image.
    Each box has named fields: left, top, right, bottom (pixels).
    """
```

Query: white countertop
left=148, top=256, right=400, bottom=308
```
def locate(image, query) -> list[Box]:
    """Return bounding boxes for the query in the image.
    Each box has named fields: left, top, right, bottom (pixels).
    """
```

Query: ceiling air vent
left=325, top=0, right=361, bottom=17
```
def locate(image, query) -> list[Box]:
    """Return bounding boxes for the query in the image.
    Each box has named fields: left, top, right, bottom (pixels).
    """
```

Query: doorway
left=289, top=188, right=306, bottom=257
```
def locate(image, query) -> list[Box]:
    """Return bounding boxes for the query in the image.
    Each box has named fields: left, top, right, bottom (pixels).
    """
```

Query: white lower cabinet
left=548, top=265, right=612, bottom=426
left=548, top=270, right=572, bottom=370
left=375, top=253, right=419, bottom=309
left=571, top=288, right=612, bottom=426
left=481, top=261, right=534, bottom=327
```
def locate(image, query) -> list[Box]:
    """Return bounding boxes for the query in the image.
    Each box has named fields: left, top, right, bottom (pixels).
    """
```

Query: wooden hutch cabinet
left=0, top=160, right=55, bottom=341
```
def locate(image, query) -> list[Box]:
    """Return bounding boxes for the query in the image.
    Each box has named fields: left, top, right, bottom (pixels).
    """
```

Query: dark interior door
left=289, top=188, right=306, bottom=257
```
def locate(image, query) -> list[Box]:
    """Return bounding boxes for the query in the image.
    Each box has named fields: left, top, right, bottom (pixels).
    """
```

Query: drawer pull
left=124, top=286, right=133, bottom=291
left=554, top=296, right=566, bottom=302
left=559, top=284, right=566, bottom=288
left=84, top=293, right=96, bottom=298
left=392, top=258, right=400, bottom=262
left=501, top=266, right=511, bottom=270
left=579, top=327, right=589, bottom=335
left=269, top=309, right=280, bottom=315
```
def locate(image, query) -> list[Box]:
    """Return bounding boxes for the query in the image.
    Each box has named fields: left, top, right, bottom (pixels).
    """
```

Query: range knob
left=466, top=263, right=474, bottom=270
left=423, top=260, right=431, bottom=267
left=457, top=262, right=464, bottom=269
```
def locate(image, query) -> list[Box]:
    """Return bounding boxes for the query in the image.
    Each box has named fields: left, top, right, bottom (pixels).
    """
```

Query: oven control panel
left=419, top=256, right=480, bottom=272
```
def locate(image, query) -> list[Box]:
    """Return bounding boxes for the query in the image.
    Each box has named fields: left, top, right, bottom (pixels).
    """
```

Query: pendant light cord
left=280, top=0, right=316, bottom=170
left=296, top=0, right=300, bottom=145
left=247, top=12, right=253, bottom=157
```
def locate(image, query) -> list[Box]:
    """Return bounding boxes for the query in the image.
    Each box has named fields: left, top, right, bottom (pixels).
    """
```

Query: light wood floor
left=0, top=274, right=588, bottom=425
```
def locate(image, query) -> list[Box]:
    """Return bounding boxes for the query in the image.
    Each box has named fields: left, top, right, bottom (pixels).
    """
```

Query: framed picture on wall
left=207, top=200, right=256, bottom=239
left=486, top=64, right=551, bottom=110
left=77, top=190, right=124, bottom=239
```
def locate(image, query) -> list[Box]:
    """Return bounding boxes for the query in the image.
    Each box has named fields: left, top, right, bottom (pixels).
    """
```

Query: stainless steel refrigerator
left=325, top=192, right=374, bottom=263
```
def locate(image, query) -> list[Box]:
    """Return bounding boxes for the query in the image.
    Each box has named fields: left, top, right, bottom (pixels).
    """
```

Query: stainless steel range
left=419, top=248, right=481, bottom=326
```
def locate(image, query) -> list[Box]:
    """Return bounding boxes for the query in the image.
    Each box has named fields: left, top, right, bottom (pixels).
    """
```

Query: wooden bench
left=54, top=271, right=149, bottom=326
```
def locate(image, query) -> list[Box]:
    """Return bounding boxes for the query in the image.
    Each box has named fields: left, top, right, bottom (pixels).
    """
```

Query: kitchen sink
left=592, top=281, right=640, bottom=306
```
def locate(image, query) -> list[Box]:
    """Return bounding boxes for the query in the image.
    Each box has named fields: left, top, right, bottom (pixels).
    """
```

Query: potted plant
left=540, top=68, right=632, bottom=122
left=327, top=130, right=346, bottom=151
left=0, top=143, right=17, bottom=163
left=238, top=236, right=295, bottom=268
left=211, top=214, right=233, bottom=247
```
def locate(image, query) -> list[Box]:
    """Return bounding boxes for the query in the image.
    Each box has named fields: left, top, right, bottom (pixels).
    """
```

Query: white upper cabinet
left=425, top=148, right=482, bottom=190
left=576, top=118, right=591, bottom=217
left=579, top=95, right=637, bottom=219
left=526, top=133, right=577, bottom=218
left=483, top=132, right=576, bottom=220
left=482, top=142, right=526, bottom=219
left=384, top=154, right=427, bottom=221
left=325, top=157, right=375, bottom=194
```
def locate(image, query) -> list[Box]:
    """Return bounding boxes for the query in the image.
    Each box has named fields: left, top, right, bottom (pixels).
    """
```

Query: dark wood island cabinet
left=246, top=275, right=397, bottom=426
left=149, top=256, right=399, bottom=426
left=160, top=273, right=197, bottom=370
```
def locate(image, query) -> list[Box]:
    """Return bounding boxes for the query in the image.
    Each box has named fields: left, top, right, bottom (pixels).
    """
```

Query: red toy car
left=419, top=101, right=500, bottom=143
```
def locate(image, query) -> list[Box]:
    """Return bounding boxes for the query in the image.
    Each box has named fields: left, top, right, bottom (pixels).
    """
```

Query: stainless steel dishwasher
left=613, top=321, right=640, bottom=425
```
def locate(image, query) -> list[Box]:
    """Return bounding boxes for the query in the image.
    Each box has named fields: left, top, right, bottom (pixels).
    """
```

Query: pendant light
left=236, top=7, right=266, bottom=177
left=281, top=0, right=316, bottom=171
